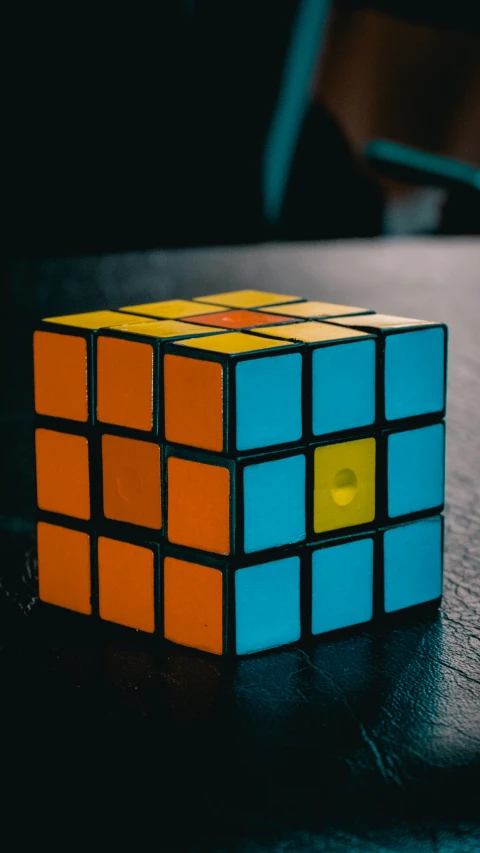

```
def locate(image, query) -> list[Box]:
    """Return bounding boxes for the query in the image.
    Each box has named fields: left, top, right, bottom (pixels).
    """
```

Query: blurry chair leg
left=279, top=103, right=384, bottom=240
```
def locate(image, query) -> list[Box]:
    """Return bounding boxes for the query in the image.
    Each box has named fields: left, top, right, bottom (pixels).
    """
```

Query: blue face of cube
left=385, top=327, right=445, bottom=421
left=312, top=339, right=376, bottom=436
left=235, top=353, right=302, bottom=451
left=384, top=516, right=443, bottom=612
left=387, top=422, right=445, bottom=518
left=235, top=556, right=301, bottom=654
left=311, top=537, right=374, bottom=634
left=243, top=454, right=306, bottom=553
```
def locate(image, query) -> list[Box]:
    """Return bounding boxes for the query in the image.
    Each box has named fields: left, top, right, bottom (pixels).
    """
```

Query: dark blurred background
left=5, top=1, right=480, bottom=259
left=2, top=10, right=480, bottom=850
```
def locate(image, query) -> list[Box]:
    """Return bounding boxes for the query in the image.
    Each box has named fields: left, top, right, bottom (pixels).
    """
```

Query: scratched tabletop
left=2, top=239, right=479, bottom=851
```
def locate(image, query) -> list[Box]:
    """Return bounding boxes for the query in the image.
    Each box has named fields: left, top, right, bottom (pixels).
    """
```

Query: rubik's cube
left=33, top=289, right=447, bottom=655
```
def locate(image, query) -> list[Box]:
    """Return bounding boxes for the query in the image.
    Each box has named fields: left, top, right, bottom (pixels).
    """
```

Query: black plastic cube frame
left=163, top=336, right=305, bottom=457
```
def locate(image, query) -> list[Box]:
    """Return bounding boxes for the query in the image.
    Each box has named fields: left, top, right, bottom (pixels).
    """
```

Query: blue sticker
left=236, top=353, right=302, bottom=451
left=384, top=516, right=443, bottom=612
left=312, top=339, right=376, bottom=435
left=388, top=423, right=445, bottom=518
left=243, top=454, right=306, bottom=553
left=385, top=327, right=445, bottom=421
left=312, top=537, right=374, bottom=634
left=235, top=556, right=301, bottom=654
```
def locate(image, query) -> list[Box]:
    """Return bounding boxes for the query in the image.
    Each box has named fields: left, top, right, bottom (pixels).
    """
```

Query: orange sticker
left=167, top=456, right=230, bottom=554
left=164, top=354, right=223, bottom=452
left=35, top=428, right=90, bottom=519
left=184, top=309, right=295, bottom=329
left=164, top=556, right=223, bottom=654
left=97, top=336, right=153, bottom=431
left=98, top=537, right=155, bottom=633
left=34, top=331, right=88, bottom=422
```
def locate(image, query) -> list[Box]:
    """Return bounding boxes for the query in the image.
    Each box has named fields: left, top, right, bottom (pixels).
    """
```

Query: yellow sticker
left=259, top=301, right=370, bottom=319
left=42, top=310, right=153, bottom=330
left=175, top=331, right=294, bottom=354
left=255, top=322, right=368, bottom=344
left=119, top=299, right=217, bottom=319
left=108, top=320, right=225, bottom=338
left=329, top=314, right=436, bottom=330
left=314, top=437, right=376, bottom=533
left=194, top=290, right=301, bottom=309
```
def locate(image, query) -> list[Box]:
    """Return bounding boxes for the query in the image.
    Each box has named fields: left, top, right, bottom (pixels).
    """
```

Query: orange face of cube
left=184, top=309, right=294, bottom=329
left=34, top=331, right=88, bottom=422
left=98, top=536, right=155, bottom=632
left=102, top=434, right=162, bottom=529
left=96, top=336, right=154, bottom=431
left=35, top=428, right=90, bottom=519
left=167, top=456, right=230, bottom=554
left=37, top=521, right=91, bottom=614
left=164, top=556, right=223, bottom=654
left=164, top=354, right=223, bottom=452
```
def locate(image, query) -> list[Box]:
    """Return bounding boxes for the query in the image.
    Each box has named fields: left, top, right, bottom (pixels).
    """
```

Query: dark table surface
left=2, top=239, right=479, bottom=851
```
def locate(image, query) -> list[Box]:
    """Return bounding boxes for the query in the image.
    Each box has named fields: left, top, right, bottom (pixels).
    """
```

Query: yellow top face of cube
left=261, top=301, right=370, bottom=319
left=194, top=290, right=301, bottom=309
left=119, top=299, right=217, bottom=319
left=109, top=320, right=225, bottom=339
left=330, top=314, right=436, bottom=330
left=254, top=322, right=368, bottom=344
left=42, top=310, right=152, bottom=330
left=175, top=331, right=295, bottom=354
